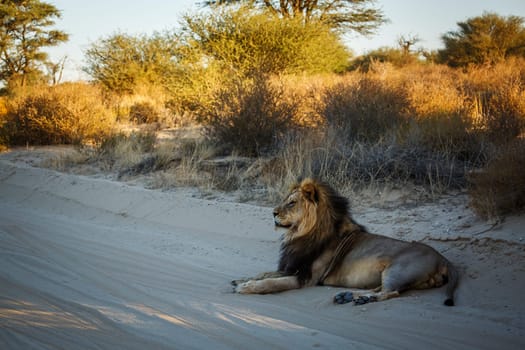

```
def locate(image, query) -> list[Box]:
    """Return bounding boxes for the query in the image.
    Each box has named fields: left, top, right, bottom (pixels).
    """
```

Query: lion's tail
left=444, top=261, right=459, bottom=306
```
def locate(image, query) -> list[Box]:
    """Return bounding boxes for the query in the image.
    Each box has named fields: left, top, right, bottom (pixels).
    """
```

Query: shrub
left=320, top=75, right=408, bottom=143
left=171, top=5, right=350, bottom=118
left=201, top=75, right=298, bottom=156
left=461, top=59, right=525, bottom=143
left=468, top=140, right=525, bottom=219
left=0, top=97, right=10, bottom=150
left=473, top=87, right=525, bottom=143
left=84, top=33, right=178, bottom=95
left=350, top=47, right=419, bottom=72
left=129, top=101, right=160, bottom=124
left=4, top=94, right=76, bottom=145
left=2, top=83, right=115, bottom=146
left=180, top=6, right=350, bottom=77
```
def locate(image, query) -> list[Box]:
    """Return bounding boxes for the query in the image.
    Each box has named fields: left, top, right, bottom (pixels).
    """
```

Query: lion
left=233, top=178, right=458, bottom=306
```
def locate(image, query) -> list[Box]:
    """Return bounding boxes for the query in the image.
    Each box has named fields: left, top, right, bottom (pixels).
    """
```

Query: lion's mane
left=277, top=179, right=364, bottom=285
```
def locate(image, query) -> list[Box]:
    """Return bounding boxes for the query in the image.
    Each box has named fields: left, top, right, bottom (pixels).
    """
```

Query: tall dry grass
left=107, top=83, right=179, bottom=128
left=463, top=60, right=525, bottom=142
left=0, top=97, right=8, bottom=151
left=96, top=131, right=156, bottom=170
left=17, top=58, right=524, bottom=218
left=468, top=139, right=525, bottom=219
left=257, top=60, right=525, bottom=209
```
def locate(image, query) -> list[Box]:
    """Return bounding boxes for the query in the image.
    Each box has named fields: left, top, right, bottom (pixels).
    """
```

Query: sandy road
left=1, top=159, right=524, bottom=349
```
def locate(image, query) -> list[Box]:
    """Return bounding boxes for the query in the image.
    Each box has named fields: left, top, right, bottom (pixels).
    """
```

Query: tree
left=84, top=32, right=178, bottom=94
left=170, top=5, right=350, bottom=117
left=397, top=34, right=420, bottom=56
left=202, top=0, right=386, bottom=34
left=0, top=0, right=68, bottom=87
left=439, top=12, right=525, bottom=67
left=350, top=35, right=421, bottom=71
left=180, top=6, right=350, bottom=76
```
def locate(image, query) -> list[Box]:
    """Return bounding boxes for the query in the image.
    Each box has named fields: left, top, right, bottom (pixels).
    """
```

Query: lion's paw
left=334, top=291, right=354, bottom=304
left=334, top=292, right=378, bottom=305
left=234, top=280, right=257, bottom=294
left=231, top=278, right=249, bottom=287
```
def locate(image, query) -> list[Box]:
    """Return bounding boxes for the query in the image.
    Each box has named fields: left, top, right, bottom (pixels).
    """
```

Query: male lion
left=233, top=178, right=458, bottom=306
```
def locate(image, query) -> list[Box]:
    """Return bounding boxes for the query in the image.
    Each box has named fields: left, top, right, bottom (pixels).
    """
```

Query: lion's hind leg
left=379, top=252, right=444, bottom=295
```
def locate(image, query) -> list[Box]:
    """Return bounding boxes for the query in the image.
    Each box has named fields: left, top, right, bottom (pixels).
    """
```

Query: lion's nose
left=273, top=210, right=278, bottom=217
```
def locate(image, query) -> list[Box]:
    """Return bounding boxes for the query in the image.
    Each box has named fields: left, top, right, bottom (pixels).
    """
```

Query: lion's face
left=273, top=180, right=320, bottom=239
left=273, top=189, right=304, bottom=228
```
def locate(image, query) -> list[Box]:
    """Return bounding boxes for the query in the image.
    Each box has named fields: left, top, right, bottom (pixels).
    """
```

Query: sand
left=1, top=151, right=524, bottom=349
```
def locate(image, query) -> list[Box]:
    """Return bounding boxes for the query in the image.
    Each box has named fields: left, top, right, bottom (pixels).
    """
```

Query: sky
left=46, top=0, right=525, bottom=81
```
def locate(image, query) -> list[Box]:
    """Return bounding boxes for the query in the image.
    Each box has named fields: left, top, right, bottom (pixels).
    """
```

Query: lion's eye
left=286, top=201, right=296, bottom=208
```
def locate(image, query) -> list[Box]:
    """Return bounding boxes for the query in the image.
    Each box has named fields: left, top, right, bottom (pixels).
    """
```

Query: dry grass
left=468, top=139, right=525, bottom=220
left=200, top=75, right=299, bottom=156
left=461, top=58, right=525, bottom=142
left=1, top=83, right=115, bottom=146
left=108, top=83, right=179, bottom=128
left=256, top=129, right=471, bottom=204
left=38, top=148, right=93, bottom=172
left=18, top=59, right=525, bottom=218
left=97, top=131, right=156, bottom=171
left=320, top=75, right=409, bottom=142
left=0, top=97, right=7, bottom=152
left=151, top=139, right=217, bottom=188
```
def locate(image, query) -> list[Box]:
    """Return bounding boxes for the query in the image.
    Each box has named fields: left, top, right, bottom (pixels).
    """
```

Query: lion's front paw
left=231, top=278, right=249, bottom=287
left=234, top=280, right=258, bottom=294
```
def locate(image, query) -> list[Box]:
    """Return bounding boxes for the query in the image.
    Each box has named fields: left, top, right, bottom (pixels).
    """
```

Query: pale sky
left=46, top=0, right=525, bottom=81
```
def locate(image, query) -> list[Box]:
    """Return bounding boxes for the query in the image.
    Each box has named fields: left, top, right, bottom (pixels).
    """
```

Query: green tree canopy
left=0, top=0, right=68, bottom=87
left=202, top=0, right=386, bottom=34
left=180, top=6, right=350, bottom=76
left=439, top=12, right=525, bottom=67
left=84, top=32, right=178, bottom=94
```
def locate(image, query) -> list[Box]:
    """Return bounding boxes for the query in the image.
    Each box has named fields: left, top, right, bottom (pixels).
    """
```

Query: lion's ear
left=301, top=181, right=319, bottom=203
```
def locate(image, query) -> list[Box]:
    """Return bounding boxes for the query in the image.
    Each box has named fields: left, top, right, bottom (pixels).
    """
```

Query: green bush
left=180, top=6, right=350, bottom=77
left=84, top=33, right=178, bottom=95
left=439, top=13, right=525, bottom=67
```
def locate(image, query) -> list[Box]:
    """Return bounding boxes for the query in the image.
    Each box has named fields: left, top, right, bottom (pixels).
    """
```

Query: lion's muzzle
left=273, top=210, right=291, bottom=228
left=274, top=217, right=290, bottom=228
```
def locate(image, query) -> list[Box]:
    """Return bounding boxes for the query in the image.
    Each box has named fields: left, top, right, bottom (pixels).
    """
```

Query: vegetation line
left=1, top=1, right=524, bottom=220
